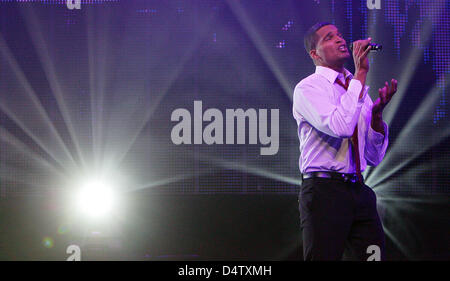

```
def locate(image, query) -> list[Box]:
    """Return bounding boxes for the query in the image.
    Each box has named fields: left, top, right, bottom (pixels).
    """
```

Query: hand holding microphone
left=352, top=37, right=373, bottom=91
left=352, top=37, right=374, bottom=74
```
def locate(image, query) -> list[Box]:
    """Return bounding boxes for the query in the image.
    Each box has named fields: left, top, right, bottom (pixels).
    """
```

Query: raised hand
left=372, top=79, right=398, bottom=116
left=352, top=38, right=373, bottom=93
left=352, top=37, right=372, bottom=74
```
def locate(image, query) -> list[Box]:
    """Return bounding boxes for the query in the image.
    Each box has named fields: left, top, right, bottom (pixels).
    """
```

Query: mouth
left=338, top=44, right=348, bottom=52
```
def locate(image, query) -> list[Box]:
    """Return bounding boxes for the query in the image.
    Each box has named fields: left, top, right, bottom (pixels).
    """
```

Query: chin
left=337, top=54, right=351, bottom=63
left=341, top=52, right=351, bottom=59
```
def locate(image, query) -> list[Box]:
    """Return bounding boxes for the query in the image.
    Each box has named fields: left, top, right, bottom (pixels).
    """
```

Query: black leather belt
left=302, top=171, right=363, bottom=183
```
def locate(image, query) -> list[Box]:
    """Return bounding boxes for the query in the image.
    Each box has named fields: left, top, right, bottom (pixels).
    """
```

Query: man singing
left=292, top=22, right=397, bottom=260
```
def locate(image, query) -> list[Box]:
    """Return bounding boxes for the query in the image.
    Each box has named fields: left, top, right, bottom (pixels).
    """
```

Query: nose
left=336, top=36, right=345, bottom=45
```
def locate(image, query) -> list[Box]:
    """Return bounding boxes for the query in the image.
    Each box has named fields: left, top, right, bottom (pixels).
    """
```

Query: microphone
left=349, top=42, right=382, bottom=52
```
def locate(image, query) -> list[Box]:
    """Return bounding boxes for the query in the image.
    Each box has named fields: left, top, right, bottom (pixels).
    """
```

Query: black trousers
left=298, top=177, right=385, bottom=261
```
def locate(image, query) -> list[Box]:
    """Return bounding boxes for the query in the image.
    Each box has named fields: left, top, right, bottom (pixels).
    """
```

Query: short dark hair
left=304, top=22, right=333, bottom=53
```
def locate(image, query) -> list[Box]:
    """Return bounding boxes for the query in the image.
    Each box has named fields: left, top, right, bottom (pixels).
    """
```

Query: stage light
left=42, top=237, right=54, bottom=248
left=75, top=178, right=116, bottom=219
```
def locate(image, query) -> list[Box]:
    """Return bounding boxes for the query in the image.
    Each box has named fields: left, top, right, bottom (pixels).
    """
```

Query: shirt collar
left=315, top=65, right=353, bottom=84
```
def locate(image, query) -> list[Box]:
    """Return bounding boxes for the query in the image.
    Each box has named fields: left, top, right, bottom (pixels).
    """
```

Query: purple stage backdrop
left=0, top=0, right=448, bottom=261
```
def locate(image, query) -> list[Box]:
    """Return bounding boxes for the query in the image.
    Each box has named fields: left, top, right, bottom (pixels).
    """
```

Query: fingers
left=376, top=79, right=398, bottom=113
left=391, top=78, right=398, bottom=94
left=355, top=37, right=371, bottom=48
left=382, top=82, right=389, bottom=102
left=352, top=41, right=360, bottom=55
left=386, top=79, right=398, bottom=99
left=379, top=82, right=388, bottom=100
left=378, top=87, right=386, bottom=102
left=361, top=42, right=371, bottom=58
left=364, top=37, right=372, bottom=52
left=352, top=37, right=372, bottom=56
left=353, top=38, right=372, bottom=73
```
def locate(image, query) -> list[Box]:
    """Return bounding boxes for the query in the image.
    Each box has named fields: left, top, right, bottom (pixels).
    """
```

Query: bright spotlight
left=76, top=179, right=116, bottom=218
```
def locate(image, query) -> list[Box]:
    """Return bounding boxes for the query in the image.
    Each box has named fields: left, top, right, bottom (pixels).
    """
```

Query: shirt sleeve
left=364, top=116, right=389, bottom=166
left=293, top=77, right=369, bottom=138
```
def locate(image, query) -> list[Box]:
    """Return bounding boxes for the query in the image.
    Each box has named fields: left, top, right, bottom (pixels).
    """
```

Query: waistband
left=302, top=171, right=363, bottom=184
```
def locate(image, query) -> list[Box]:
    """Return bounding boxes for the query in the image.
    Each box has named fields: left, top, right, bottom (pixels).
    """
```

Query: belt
left=302, top=171, right=363, bottom=184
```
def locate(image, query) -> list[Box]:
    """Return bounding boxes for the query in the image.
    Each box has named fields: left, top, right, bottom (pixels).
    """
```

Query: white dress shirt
left=292, top=66, right=389, bottom=174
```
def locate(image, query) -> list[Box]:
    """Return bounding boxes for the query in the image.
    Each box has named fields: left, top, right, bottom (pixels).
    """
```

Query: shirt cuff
left=368, top=121, right=388, bottom=145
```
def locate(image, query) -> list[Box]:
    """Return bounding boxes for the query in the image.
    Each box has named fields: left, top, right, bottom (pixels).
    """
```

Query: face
left=310, top=25, right=350, bottom=68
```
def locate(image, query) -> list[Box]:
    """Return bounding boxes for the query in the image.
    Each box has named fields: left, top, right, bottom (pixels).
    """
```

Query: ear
left=309, top=49, right=320, bottom=62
